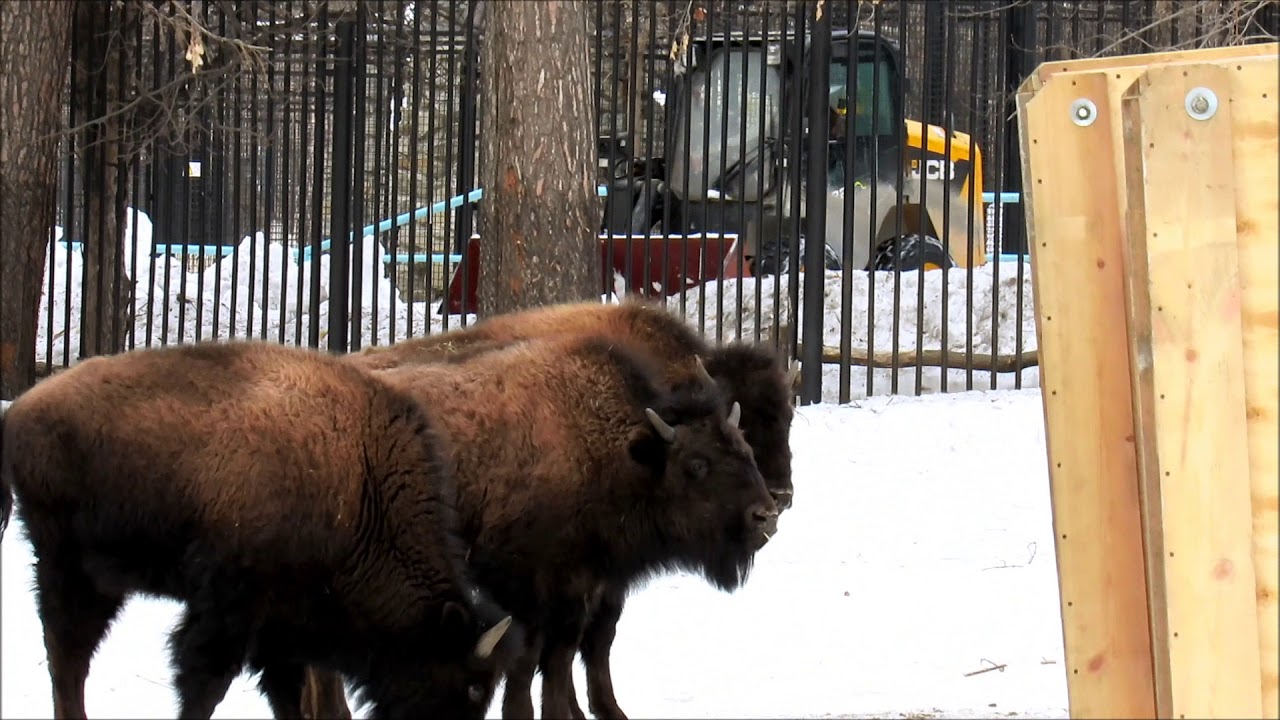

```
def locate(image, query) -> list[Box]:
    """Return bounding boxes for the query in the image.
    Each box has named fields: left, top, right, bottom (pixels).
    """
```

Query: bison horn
left=694, top=355, right=715, bottom=386
left=727, top=401, right=741, bottom=429
left=474, top=615, right=513, bottom=660
left=786, top=359, right=801, bottom=388
left=645, top=408, right=677, bottom=443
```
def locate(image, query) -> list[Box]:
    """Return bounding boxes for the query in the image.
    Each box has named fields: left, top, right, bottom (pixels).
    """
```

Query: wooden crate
left=1017, top=43, right=1278, bottom=719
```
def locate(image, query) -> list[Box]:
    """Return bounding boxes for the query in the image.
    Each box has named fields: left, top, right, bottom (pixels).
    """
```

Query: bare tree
left=477, top=0, right=601, bottom=316
left=0, top=1, right=76, bottom=399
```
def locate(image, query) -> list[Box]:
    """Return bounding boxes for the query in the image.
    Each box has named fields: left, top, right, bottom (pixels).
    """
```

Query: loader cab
left=597, top=27, right=981, bottom=277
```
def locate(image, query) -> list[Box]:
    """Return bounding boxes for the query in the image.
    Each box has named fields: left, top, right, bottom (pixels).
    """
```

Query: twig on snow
left=964, top=659, right=1007, bottom=677
left=982, top=542, right=1038, bottom=571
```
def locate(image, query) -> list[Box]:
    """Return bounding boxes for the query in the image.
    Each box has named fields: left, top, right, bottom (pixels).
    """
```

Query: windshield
left=666, top=47, right=782, bottom=203
left=828, top=56, right=897, bottom=139
left=826, top=54, right=898, bottom=187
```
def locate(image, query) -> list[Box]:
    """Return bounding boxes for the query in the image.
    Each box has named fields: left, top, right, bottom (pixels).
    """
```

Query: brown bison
left=348, top=299, right=798, bottom=510
left=0, top=341, right=519, bottom=720
left=367, top=332, right=780, bottom=720
left=344, top=299, right=798, bottom=719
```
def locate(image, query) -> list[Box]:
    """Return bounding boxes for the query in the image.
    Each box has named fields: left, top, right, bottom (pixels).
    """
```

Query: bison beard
left=375, top=333, right=779, bottom=720
left=0, top=341, right=519, bottom=720
left=344, top=299, right=798, bottom=719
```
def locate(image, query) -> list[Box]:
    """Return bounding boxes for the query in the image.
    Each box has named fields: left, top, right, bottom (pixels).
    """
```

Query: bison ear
left=441, top=600, right=472, bottom=637
left=628, top=426, right=668, bottom=473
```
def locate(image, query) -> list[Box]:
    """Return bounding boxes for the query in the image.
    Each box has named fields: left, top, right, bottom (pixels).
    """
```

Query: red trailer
left=445, top=233, right=750, bottom=315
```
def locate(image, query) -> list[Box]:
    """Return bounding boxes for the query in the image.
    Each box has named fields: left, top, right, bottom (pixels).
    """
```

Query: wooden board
left=1017, top=71, right=1156, bottom=719
left=1227, top=56, right=1280, bottom=720
left=1031, top=42, right=1279, bottom=86
left=1121, top=61, right=1264, bottom=719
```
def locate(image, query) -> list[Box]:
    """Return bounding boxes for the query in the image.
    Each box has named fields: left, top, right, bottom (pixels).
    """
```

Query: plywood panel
left=1120, top=62, right=1264, bottom=719
left=1017, top=71, right=1156, bottom=719
left=1227, top=57, right=1280, bottom=720
left=1034, top=42, right=1279, bottom=84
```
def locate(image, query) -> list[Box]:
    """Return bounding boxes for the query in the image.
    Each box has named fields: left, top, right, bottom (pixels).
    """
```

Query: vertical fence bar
left=837, top=0, right=856, bottom=405
left=452, top=0, right=470, bottom=329
left=752, top=0, right=770, bottom=347
left=224, top=2, right=241, bottom=343
left=799, top=1, right=829, bottom=405
left=328, top=11, right=356, bottom=354
left=962, top=6, right=980, bottom=391
left=1003, top=0, right=1035, bottom=258
left=863, top=0, right=881, bottom=398
left=404, top=1, right=422, bottom=338
left=887, top=4, right=907, bottom=396
left=914, top=1, right=934, bottom=396
left=938, top=0, right=957, bottom=394
left=261, top=15, right=277, bottom=342
left=455, top=0, right=480, bottom=258
left=242, top=0, right=260, bottom=343
left=348, top=3, right=367, bottom=352
left=366, top=4, right=385, bottom=348
left=307, top=4, right=329, bottom=349
left=1009, top=0, right=1038, bottom=391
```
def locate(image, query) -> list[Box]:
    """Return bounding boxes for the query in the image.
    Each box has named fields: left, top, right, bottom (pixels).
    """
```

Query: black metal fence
left=39, top=0, right=1278, bottom=403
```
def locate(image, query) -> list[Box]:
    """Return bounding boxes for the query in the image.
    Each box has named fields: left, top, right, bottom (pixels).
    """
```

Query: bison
left=363, top=332, right=780, bottom=720
left=348, top=299, right=799, bottom=510
left=0, top=341, right=519, bottom=720
left=343, top=299, right=798, bottom=719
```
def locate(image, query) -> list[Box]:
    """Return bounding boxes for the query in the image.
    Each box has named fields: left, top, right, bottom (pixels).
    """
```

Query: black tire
left=867, top=233, right=954, bottom=272
left=752, top=236, right=841, bottom=276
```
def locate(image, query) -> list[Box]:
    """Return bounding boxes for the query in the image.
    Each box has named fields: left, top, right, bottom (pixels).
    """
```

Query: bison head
left=393, top=600, right=522, bottom=719
left=629, top=388, right=779, bottom=593
left=701, top=345, right=797, bottom=513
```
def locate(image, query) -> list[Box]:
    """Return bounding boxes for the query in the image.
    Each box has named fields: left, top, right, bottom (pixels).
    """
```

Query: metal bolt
left=1185, top=87, right=1218, bottom=120
left=1070, top=98, right=1098, bottom=127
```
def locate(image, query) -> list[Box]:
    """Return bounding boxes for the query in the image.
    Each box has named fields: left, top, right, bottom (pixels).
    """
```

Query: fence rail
left=34, top=0, right=1278, bottom=403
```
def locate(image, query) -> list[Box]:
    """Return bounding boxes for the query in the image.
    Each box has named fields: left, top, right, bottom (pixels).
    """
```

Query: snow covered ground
left=7, top=209, right=1066, bottom=716
left=36, top=208, right=1040, bottom=403
left=1, top=387, right=1068, bottom=719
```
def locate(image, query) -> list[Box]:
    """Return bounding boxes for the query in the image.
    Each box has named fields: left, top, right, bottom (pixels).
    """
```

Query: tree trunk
left=0, top=1, right=75, bottom=399
left=75, top=0, right=134, bottom=359
left=477, top=0, right=600, bottom=317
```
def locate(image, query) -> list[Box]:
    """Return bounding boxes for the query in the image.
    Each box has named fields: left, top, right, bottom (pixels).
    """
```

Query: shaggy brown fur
left=346, top=299, right=796, bottom=506
left=342, top=299, right=798, bottom=719
left=374, top=333, right=779, bottom=720
left=0, top=341, right=519, bottom=720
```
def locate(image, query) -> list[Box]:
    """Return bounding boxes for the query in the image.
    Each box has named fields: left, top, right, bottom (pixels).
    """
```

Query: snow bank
left=37, top=208, right=1040, bottom=402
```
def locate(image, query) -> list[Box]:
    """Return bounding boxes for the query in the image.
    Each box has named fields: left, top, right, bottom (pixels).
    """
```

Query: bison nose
left=752, top=505, right=780, bottom=537
left=769, top=488, right=793, bottom=512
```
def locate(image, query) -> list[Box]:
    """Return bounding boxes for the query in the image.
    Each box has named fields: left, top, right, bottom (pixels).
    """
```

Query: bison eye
left=468, top=683, right=485, bottom=703
left=685, top=456, right=709, bottom=479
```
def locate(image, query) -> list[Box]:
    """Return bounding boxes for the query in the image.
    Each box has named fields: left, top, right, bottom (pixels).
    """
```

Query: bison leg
left=579, top=588, right=628, bottom=720
left=250, top=660, right=306, bottom=719
left=539, top=605, right=589, bottom=720
left=167, top=585, right=264, bottom=719
left=31, top=540, right=124, bottom=720
left=499, top=629, right=542, bottom=720
left=298, top=667, right=352, bottom=720
left=245, top=627, right=351, bottom=720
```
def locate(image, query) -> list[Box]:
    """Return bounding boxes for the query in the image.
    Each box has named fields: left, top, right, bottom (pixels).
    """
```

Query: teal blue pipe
left=982, top=192, right=1020, bottom=204
left=60, top=188, right=1021, bottom=259
left=296, top=184, right=612, bottom=262
left=382, top=253, right=463, bottom=264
